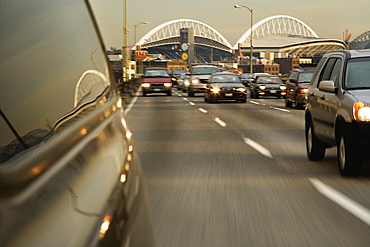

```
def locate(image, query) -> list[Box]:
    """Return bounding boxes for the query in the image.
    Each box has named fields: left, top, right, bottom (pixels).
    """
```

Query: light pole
left=134, top=21, right=149, bottom=76
left=134, top=21, right=149, bottom=45
left=123, top=0, right=129, bottom=82
left=234, top=4, right=253, bottom=74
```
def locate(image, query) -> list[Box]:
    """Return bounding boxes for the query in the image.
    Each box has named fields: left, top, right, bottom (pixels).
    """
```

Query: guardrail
left=116, top=78, right=141, bottom=106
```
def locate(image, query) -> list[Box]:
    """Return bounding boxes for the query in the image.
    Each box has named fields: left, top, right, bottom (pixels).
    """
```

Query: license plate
left=154, top=89, right=161, bottom=92
left=225, top=93, right=233, bottom=97
left=270, top=90, right=277, bottom=93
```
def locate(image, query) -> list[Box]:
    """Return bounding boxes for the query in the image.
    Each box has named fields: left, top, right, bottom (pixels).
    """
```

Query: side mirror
left=289, top=79, right=297, bottom=83
left=318, top=80, right=336, bottom=93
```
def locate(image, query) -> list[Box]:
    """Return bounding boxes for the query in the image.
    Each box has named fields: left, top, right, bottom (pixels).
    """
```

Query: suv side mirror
left=289, top=79, right=297, bottom=83
left=318, top=80, right=336, bottom=93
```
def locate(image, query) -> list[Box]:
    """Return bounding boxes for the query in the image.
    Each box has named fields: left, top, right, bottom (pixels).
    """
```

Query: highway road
left=125, top=88, right=370, bottom=247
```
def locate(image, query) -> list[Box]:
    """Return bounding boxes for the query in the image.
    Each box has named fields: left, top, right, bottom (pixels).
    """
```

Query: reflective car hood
left=210, top=83, right=245, bottom=88
left=348, top=89, right=370, bottom=102
left=142, top=77, right=171, bottom=83
left=297, top=82, right=310, bottom=88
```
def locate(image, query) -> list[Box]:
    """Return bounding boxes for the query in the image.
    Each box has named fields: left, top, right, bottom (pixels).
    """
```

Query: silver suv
left=188, top=65, right=220, bottom=96
left=305, top=50, right=370, bottom=176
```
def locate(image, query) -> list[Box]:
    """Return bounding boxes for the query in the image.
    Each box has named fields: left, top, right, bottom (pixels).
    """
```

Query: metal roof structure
left=350, top=31, right=370, bottom=49
left=235, top=15, right=346, bottom=57
left=137, top=19, right=232, bottom=52
left=136, top=16, right=347, bottom=58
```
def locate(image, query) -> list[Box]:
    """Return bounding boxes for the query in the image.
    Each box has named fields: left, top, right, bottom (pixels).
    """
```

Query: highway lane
left=125, top=88, right=370, bottom=247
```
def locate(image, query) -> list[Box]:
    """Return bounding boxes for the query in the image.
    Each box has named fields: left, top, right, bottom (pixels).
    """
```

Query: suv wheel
left=306, top=119, right=326, bottom=160
left=188, top=91, right=194, bottom=97
left=337, top=131, right=361, bottom=176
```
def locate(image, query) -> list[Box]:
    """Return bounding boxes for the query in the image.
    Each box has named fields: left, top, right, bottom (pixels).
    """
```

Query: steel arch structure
left=350, top=31, right=370, bottom=49
left=137, top=19, right=233, bottom=52
left=234, top=15, right=319, bottom=49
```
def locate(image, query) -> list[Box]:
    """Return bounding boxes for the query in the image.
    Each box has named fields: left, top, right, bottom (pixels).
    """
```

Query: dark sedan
left=250, top=75, right=287, bottom=98
left=204, top=73, right=247, bottom=103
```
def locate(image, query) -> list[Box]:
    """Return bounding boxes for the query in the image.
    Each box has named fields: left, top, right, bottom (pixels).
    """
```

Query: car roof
left=326, top=49, right=370, bottom=59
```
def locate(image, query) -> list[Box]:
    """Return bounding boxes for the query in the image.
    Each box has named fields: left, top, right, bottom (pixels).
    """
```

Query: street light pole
left=134, top=21, right=149, bottom=45
left=234, top=4, right=253, bottom=74
left=123, top=0, right=129, bottom=82
left=134, top=21, right=149, bottom=77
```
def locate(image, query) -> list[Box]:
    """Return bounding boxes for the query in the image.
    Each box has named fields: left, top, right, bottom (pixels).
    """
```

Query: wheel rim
left=339, top=137, right=346, bottom=170
left=307, top=126, right=313, bottom=154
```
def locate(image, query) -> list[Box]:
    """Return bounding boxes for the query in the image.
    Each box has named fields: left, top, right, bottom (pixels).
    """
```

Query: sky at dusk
left=90, top=0, right=370, bottom=50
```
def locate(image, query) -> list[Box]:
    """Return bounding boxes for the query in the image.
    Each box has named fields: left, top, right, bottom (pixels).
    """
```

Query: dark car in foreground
left=250, top=75, right=287, bottom=98
left=285, top=68, right=314, bottom=108
left=141, top=67, right=173, bottom=96
left=0, top=1, right=155, bottom=246
left=305, top=50, right=370, bottom=176
left=204, top=73, right=247, bottom=103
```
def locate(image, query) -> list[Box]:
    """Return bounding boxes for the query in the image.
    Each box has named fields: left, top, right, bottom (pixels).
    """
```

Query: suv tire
left=337, top=131, right=361, bottom=176
left=306, top=118, right=326, bottom=160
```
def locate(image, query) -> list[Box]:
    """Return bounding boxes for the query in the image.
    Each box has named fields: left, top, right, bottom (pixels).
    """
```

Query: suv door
left=310, top=56, right=343, bottom=142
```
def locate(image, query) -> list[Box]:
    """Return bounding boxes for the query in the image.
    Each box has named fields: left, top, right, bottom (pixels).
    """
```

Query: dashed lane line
left=244, top=137, right=273, bottom=158
left=214, top=117, right=226, bottom=127
left=198, top=108, right=207, bottom=113
left=309, top=178, right=370, bottom=227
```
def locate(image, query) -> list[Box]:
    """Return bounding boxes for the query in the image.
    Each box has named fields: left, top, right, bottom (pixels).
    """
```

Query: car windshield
left=211, top=74, right=241, bottom=83
left=256, top=76, right=282, bottom=84
left=345, top=58, right=370, bottom=90
left=192, top=67, right=219, bottom=75
left=298, top=72, right=313, bottom=83
left=144, top=69, right=170, bottom=78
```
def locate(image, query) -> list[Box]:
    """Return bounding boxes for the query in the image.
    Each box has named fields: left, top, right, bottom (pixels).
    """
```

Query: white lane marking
left=249, top=101, right=259, bottom=105
left=244, top=138, right=273, bottom=158
left=309, top=178, right=370, bottom=226
left=189, top=102, right=195, bottom=106
left=272, top=107, right=290, bottom=112
left=124, top=87, right=141, bottom=116
left=214, top=117, right=226, bottom=127
left=198, top=108, right=207, bottom=113
left=182, top=98, right=189, bottom=101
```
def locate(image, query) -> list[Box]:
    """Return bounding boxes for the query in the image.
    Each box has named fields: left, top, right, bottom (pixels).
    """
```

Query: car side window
left=319, top=58, right=336, bottom=82
left=329, top=59, right=342, bottom=88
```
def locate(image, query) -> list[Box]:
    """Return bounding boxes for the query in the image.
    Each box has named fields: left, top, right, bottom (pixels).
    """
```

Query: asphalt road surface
left=125, top=88, right=370, bottom=247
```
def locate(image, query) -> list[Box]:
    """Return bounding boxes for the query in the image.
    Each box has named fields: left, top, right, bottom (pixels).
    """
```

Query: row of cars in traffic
left=140, top=50, right=370, bottom=177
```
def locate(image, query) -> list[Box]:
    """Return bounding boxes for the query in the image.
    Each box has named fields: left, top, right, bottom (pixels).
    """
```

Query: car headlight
left=164, top=83, right=172, bottom=87
left=191, top=78, right=200, bottom=84
left=236, top=88, right=246, bottom=92
left=210, top=87, right=220, bottom=93
left=171, top=77, right=177, bottom=82
left=299, top=88, right=308, bottom=94
left=141, top=83, right=150, bottom=88
left=259, top=85, right=266, bottom=90
left=353, top=102, right=370, bottom=121
left=280, top=85, right=287, bottom=90
left=184, top=81, right=190, bottom=86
